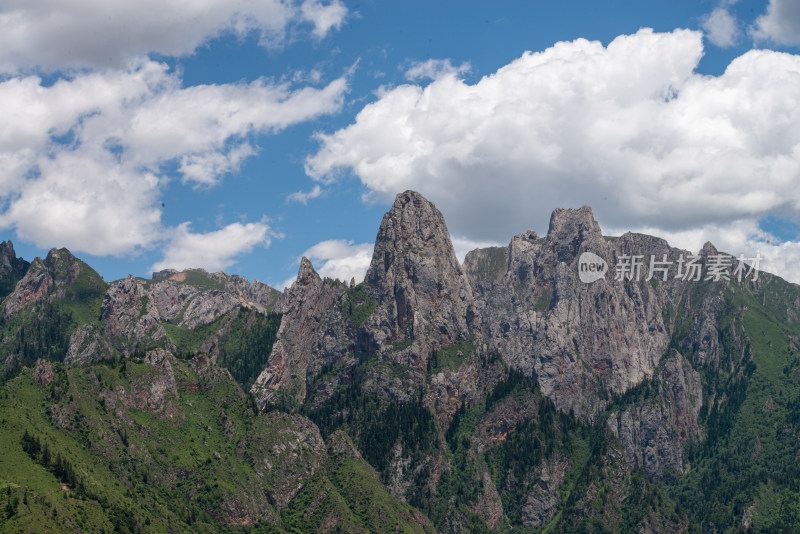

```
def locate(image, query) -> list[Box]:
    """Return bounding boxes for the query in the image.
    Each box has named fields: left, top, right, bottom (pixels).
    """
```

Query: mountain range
left=1, top=190, right=798, bottom=533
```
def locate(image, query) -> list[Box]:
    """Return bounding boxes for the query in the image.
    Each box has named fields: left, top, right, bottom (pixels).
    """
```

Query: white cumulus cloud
left=279, top=239, right=373, bottom=289
left=0, top=60, right=348, bottom=255
left=287, top=185, right=324, bottom=204
left=0, top=0, right=349, bottom=73
left=404, top=59, right=471, bottom=82
left=751, top=0, right=800, bottom=47
left=702, top=8, right=740, bottom=48
left=305, top=28, right=800, bottom=282
left=301, top=0, right=348, bottom=39
left=151, top=221, right=274, bottom=273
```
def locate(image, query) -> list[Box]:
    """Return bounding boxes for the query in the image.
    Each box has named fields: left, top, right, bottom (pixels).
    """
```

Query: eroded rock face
left=472, top=208, right=689, bottom=421
left=250, top=258, right=352, bottom=408
left=178, top=289, right=241, bottom=329
left=607, top=352, right=703, bottom=479
left=3, top=258, right=52, bottom=318
left=65, top=323, right=115, bottom=365
left=87, top=348, right=182, bottom=420
left=101, top=276, right=169, bottom=347
left=0, top=240, right=17, bottom=276
left=251, top=191, right=486, bottom=410
left=365, top=190, right=475, bottom=355
left=236, top=411, right=329, bottom=508
left=521, top=455, right=570, bottom=529
left=477, top=471, right=505, bottom=531
left=245, top=192, right=711, bottom=488
left=133, top=348, right=180, bottom=413
left=223, top=275, right=282, bottom=315
left=426, top=350, right=506, bottom=430
left=65, top=268, right=282, bottom=364
left=147, top=280, right=201, bottom=322
left=32, top=358, right=55, bottom=386
left=461, top=206, right=716, bottom=478
left=3, top=247, right=102, bottom=319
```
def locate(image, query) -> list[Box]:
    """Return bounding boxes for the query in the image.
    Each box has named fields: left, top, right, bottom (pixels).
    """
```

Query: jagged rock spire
left=366, top=190, right=474, bottom=345
left=0, top=240, right=16, bottom=276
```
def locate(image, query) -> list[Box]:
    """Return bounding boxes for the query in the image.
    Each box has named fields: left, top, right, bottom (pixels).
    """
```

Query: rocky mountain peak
left=700, top=241, right=719, bottom=258
left=43, top=247, right=83, bottom=286
left=544, top=205, right=604, bottom=263
left=1, top=247, right=103, bottom=319
left=3, top=257, right=52, bottom=318
left=296, top=256, right=320, bottom=288
left=547, top=205, right=600, bottom=236
left=100, top=275, right=166, bottom=342
left=0, top=240, right=16, bottom=276
left=364, top=190, right=474, bottom=347
left=366, top=190, right=463, bottom=285
left=151, top=268, right=178, bottom=280
left=250, top=255, right=349, bottom=407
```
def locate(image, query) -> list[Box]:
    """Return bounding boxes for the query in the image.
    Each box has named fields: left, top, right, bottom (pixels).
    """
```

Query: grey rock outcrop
left=365, top=191, right=475, bottom=357
left=151, top=268, right=178, bottom=280
left=32, top=358, right=55, bottom=386
left=250, top=258, right=352, bottom=407
left=0, top=240, right=17, bottom=276
left=135, top=348, right=179, bottom=413
left=101, top=276, right=170, bottom=350
left=463, top=246, right=508, bottom=287
left=3, top=257, right=52, bottom=318
left=3, top=247, right=104, bottom=318
left=65, top=323, right=115, bottom=365
left=521, top=455, right=570, bottom=528
left=472, top=208, right=689, bottom=421
left=64, top=267, right=282, bottom=364
left=146, top=270, right=281, bottom=328
left=246, top=191, right=711, bottom=485
left=236, top=411, right=329, bottom=508
left=250, top=191, right=484, bottom=410
left=607, top=352, right=703, bottom=479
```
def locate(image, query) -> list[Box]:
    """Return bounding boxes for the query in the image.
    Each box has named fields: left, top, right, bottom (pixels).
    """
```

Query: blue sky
left=1, top=0, right=800, bottom=288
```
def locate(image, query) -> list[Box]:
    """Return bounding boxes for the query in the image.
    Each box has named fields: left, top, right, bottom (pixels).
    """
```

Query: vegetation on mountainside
left=469, top=247, right=508, bottom=284
left=164, top=308, right=282, bottom=391
left=217, top=309, right=282, bottom=391
left=0, top=257, right=107, bottom=383
left=0, top=358, right=433, bottom=533
left=664, top=275, right=800, bottom=531
left=345, top=283, right=377, bottom=326
left=2, top=243, right=800, bottom=532
left=426, top=338, right=476, bottom=374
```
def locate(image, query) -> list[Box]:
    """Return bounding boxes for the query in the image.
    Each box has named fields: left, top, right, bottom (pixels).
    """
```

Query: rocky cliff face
left=250, top=258, right=353, bottom=408
left=607, top=351, right=703, bottom=479
left=3, top=257, right=52, bottom=318
left=3, top=248, right=100, bottom=318
left=365, top=191, right=475, bottom=357
left=470, top=208, right=689, bottom=421
left=63, top=268, right=282, bottom=364
left=0, top=240, right=17, bottom=277
left=5, top=190, right=790, bottom=532
left=101, top=276, right=172, bottom=346
left=251, top=192, right=479, bottom=409
left=462, top=207, right=712, bottom=479
left=250, top=192, right=708, bottom=490
left=0, top=240, right=29, bottom=302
